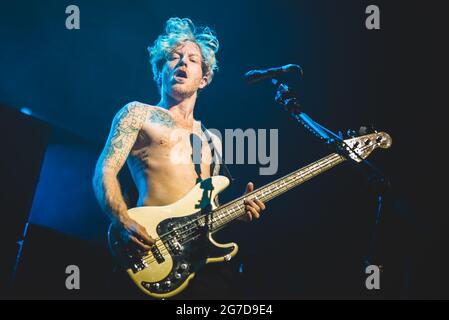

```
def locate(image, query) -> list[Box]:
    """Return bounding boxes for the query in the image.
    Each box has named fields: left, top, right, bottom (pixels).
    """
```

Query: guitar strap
left=200, top=123, right=235, bottom=185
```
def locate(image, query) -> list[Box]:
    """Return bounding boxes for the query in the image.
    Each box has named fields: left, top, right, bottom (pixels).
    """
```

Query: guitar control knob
left=153, top=283, right=160, bottom=289
left=175, top=273, right=182, bottom=279
left=180, top=263, right=188, bottom=270
left=165, top=280, right=171, bottom=287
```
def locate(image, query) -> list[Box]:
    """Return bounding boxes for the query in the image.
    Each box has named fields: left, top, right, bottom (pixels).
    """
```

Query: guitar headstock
left=342, top=131, right=392, bottom=162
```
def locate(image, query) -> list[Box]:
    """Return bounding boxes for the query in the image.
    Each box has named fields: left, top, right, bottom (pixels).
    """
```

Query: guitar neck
left=208, top=152, right=346, bottom=233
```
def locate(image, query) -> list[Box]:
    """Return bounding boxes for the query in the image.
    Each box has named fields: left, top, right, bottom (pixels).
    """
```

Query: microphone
left=243, top=64, right=303, bottom=84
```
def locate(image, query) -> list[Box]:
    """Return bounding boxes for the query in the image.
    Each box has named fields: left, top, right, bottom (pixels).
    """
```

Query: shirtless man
left=93, top=18, right=266, bottom=257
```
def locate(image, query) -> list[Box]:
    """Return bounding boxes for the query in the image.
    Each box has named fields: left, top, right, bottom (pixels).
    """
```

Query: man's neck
left=158, top=92, right=198, bottom=122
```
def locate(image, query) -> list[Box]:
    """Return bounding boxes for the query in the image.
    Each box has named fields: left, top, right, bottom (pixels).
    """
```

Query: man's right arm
left=92, top=102, right=154, bottom=250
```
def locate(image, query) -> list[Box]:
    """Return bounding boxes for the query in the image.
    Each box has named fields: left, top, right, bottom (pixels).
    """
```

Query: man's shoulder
left=120, top=101, right=157, bottom=113
left=114, top=101, right=158, bottom=121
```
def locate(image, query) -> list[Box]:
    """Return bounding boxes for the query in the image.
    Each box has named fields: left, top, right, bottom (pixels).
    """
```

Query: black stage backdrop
left=0, top=0, right=447, bottom=299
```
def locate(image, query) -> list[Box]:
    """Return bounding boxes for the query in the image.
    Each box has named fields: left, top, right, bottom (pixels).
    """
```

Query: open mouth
left=174, top=69, right=188, bottom=79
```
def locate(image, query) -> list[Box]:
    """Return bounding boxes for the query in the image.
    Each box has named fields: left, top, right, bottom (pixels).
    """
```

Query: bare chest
left=130, top=119, right=215, bottom=168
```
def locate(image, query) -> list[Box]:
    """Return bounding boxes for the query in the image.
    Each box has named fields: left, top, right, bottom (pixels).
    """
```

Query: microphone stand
left=271, top=78, right=390, bottom=270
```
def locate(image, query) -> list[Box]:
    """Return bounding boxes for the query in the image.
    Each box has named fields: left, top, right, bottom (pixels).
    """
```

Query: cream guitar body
left=108, top=176, right=237, bottom=299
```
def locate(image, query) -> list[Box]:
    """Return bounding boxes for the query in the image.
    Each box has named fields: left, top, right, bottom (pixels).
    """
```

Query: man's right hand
left=115, top=216, right=156, bottom=251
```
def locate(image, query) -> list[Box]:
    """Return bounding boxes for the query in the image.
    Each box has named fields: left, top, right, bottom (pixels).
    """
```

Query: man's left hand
left=239, top=182, right=266, bottom=222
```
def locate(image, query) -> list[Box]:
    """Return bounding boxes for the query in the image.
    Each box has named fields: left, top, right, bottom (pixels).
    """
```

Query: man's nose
left=177, top=56, right=188, bottom=67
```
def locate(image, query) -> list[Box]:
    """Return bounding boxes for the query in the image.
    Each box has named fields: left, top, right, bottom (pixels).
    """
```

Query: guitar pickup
left=151, top=246, right=165, bottom=263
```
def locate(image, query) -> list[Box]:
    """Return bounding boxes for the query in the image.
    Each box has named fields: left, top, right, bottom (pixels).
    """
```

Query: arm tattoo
left=149, top=109, right=176, bottom=128
left=103, top=102, right=149, bottom=171
left=93, top=102, right=151, bottom=220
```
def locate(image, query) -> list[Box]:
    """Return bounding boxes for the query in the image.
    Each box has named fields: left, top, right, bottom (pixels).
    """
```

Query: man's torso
left=126, top=103, right=218, bottom=207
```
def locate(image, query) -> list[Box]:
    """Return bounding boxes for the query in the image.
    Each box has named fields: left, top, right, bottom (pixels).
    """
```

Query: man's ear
left=199, top=76, right=208, bottom=89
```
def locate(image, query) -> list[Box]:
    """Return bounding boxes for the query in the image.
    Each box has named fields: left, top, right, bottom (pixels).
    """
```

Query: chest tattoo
left=149, top=109, right=176, bottom=128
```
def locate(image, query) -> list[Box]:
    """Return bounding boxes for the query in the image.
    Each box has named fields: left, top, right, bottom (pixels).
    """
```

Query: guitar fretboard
left=207, top=153, right=346, bottom=232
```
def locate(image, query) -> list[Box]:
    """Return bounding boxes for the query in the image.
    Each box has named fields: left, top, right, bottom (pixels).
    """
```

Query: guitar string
left=140, top=154, right=343, bottom=265
left=140, top=152, right=349, bottom=264
left=139, top=152, right=348, bottom=265
left=137, top=141, right=377, bottom=265
left=176, top=138, right=378, bottom=234
left=155, top=152, right=341, bottom=243
left=214, top=154, right=346, bottom=229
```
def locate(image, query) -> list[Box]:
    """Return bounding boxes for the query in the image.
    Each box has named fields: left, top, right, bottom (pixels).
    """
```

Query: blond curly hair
left=148, top=17, right=219, bottom=92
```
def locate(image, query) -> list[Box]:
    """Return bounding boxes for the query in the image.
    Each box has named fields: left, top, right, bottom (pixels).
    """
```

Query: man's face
left=161, top=41, right=208, bottom=101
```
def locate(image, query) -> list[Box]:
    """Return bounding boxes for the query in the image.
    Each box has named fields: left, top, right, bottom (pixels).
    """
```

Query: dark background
left=0, top=0, right=447, bottom=299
